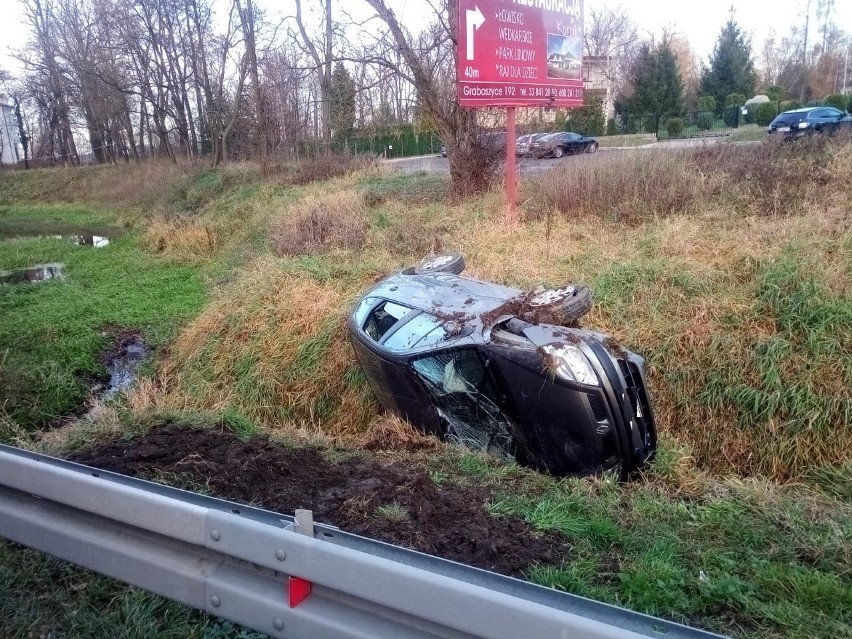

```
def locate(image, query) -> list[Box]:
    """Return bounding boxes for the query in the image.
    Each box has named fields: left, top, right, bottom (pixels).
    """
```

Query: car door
left=809, top=108, right=839, bottom=131
left=410, top=348, right=519, bottom=460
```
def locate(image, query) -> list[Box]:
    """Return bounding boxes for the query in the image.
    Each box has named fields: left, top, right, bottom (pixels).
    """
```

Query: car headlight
left=541, top=344, right=599, bottom=386
left=798, top=122, right=810, bottom=129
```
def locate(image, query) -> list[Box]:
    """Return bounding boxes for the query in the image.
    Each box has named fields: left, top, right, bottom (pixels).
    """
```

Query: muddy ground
left=70, top=425, right=567, bottom=577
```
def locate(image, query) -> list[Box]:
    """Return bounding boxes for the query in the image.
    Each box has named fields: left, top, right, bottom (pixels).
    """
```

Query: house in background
left=0, top=99, right=22, bottom=165
left=583, top=56, right=614, bottom=120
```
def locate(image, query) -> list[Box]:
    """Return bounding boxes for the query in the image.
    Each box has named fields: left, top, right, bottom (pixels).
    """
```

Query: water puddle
left=0, top=263, right=65, bottom=285
left=94, top=329, right=149, bottom=400
left=0, top=223, right=124, bottom=247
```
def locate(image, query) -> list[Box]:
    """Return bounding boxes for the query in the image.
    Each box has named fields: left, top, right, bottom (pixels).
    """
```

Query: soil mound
left=70, top=425, right=566, bottom=577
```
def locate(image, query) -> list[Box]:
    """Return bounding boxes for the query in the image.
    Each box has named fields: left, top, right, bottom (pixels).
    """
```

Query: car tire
left=526, top=284, right=592, bottom=323
left=553, top=147, right=564, bottom=158
left=585, top=142, right=598, bottom=153
left=414, top=252, right=466, bottom=275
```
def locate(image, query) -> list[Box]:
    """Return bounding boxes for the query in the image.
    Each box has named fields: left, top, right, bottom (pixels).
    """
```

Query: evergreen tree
left=699, top=14, right=757, bottom=107
left=624, top=42, right=684, bottom=116
left=329, top=62, right=356, bottom=140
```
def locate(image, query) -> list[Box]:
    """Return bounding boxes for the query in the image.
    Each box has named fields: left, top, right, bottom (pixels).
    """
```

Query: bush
left=697, top=96, right=716, bottom=112
left=751, top=102, right=779, bottom=126
left=626, top=117, right=645, bottom=134
left=780, top=100, right=802, bottom=112
left=606, top=118, right=617, bottom=136
left=825, top=94, right=849, bottom=112
left=697, top=112, right=714, bottom=131
left=766, top=85, right=784, bottom=102
left=723, top=105, right=741, bottom=128
left=272, top=192, right=368, bottom=256
left=666, top=118, right=685, bottom=138
left=724, top=93, right=747, bottom=108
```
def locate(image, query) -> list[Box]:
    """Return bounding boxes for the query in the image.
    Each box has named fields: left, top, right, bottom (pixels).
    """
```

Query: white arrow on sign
left=466, top=5, right=485, bottom=61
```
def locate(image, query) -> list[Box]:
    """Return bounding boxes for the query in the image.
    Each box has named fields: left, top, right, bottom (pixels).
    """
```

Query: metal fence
left=622, top=106, right=742, bottom=140
left=0, top=443, right=729, bottom=639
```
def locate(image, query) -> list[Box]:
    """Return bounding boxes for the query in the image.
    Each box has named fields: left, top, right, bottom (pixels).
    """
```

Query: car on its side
left=515, top=133, right=548, bottom=157
left=529, top=132, right=599, bottom=158
left=347, top=253, right=657, bottom=480
left=768, top=106, right=851, bottom=138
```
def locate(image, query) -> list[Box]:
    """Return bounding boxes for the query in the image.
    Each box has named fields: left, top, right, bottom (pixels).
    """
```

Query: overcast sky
left=1, top=0, right=850, bottom=80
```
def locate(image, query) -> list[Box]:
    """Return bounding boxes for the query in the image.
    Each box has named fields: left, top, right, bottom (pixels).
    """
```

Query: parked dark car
left=768, top=106, right=851, bottom=138
left=440, top=132, right=507, bottom=159
left=516, top=133, right=547, bottom=157
left=347, top=253, right=656, bottom=479
left=529, top=132, right=598, bottom=158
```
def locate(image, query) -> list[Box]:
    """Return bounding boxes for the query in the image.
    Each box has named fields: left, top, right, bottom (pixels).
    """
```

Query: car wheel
left=553, top=147, right=564, bottom=158
left=413, top=251, right=466, bottom=275
left=585, top=142, right=598, bottom=153
left=526, top=284, right=592, bottom=323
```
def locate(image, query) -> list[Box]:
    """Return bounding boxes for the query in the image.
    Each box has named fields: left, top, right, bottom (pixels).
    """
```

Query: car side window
left=363, top=301, right=412, bottom=342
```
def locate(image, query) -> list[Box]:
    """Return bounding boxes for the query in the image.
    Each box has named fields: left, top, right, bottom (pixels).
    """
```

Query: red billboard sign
left=457, top=0, right=584, bottom=107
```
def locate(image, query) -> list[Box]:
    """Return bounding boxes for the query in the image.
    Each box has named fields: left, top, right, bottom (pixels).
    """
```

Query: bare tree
left=583, top=5, right=641, bottom=99
left=235, top=0, right=268, bottom=173
left=360, top=0, right=498, bottom=197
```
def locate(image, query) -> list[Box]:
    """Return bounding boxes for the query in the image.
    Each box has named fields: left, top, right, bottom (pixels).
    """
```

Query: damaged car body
left=347, top=254, right=656, bottom=479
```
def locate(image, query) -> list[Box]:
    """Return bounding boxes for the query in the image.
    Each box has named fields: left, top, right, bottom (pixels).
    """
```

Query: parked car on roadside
left=515, top=133, right=548, bottom=157
left=768, top=106, right=851, bottom=138
left=529, top=132, right=599, bottom=158
left=348, top=253, right=657, bottom=480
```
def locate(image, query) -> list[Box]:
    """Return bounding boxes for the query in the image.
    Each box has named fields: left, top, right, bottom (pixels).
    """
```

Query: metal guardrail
left=0, top=444, right=728, bottom=639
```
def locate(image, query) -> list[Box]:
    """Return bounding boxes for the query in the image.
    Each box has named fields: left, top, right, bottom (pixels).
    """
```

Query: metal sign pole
left=505, top=107, right=518, bottom=225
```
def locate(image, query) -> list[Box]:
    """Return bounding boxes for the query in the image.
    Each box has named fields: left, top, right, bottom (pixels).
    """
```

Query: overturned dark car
left=347, top=253, right=656, bottom=479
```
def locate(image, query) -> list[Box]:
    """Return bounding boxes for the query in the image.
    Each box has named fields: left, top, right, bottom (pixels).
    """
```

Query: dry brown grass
left=276, top=154, right=377, bottom=187
left=357, top=414, right=440, bottom=452
left=128, top=257, right=381, bottom=437
left=142, top=216, right=217, bottom=261
left=271, top=191, right=369, bottom=257
left=527, top=136, right=852, bottom=224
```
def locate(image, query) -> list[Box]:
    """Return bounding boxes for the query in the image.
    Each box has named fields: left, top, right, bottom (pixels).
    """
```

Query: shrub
left=724, top=93, right=747, bottom=108
left=697, top=112, right=714, bottom=131
left=278, top=154, right=374, bottom=187
left=606, top=118, right=617, bottom=136
left=666, top=118, right=685, bottom=138
left=779, top=100, right=802, bottom=112
left=272, top=192, right=368, bottom=256
left=766, top=85, right=784, bottom=102
left=697, top=96, right=716, bottom=112
left=825, top=94, right=848, bottom=111
left=626, top=117, right=645, bottom=134
left=751, top=102, right=779, bottom=126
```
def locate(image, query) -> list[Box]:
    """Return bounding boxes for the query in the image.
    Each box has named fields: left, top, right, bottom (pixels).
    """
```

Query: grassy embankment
left=0, top=139, right=850, bottom=639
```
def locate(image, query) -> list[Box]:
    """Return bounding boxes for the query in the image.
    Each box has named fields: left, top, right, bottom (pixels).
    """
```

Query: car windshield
left=383, top=313, right=451, bottom=351
left=773, top=111, right=807, bottom=124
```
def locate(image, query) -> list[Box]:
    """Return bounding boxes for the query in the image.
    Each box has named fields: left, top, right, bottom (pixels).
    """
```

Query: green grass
left=0, top=206, right=206, bottom=432
left=725, top=128, right=769, bottom=143
left=488, top=466, right=852, bottom=638
left=0, top=541, right=267, bottom=639
left=597, top=134, right=656, bottom=148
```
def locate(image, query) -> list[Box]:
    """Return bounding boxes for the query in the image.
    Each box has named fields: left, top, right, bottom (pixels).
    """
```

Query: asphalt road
left=384, top=136, right=745, bottom=175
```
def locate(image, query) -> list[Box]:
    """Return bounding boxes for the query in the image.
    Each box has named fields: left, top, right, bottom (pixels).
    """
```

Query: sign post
left=456, top=0, right=584, bottom=223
